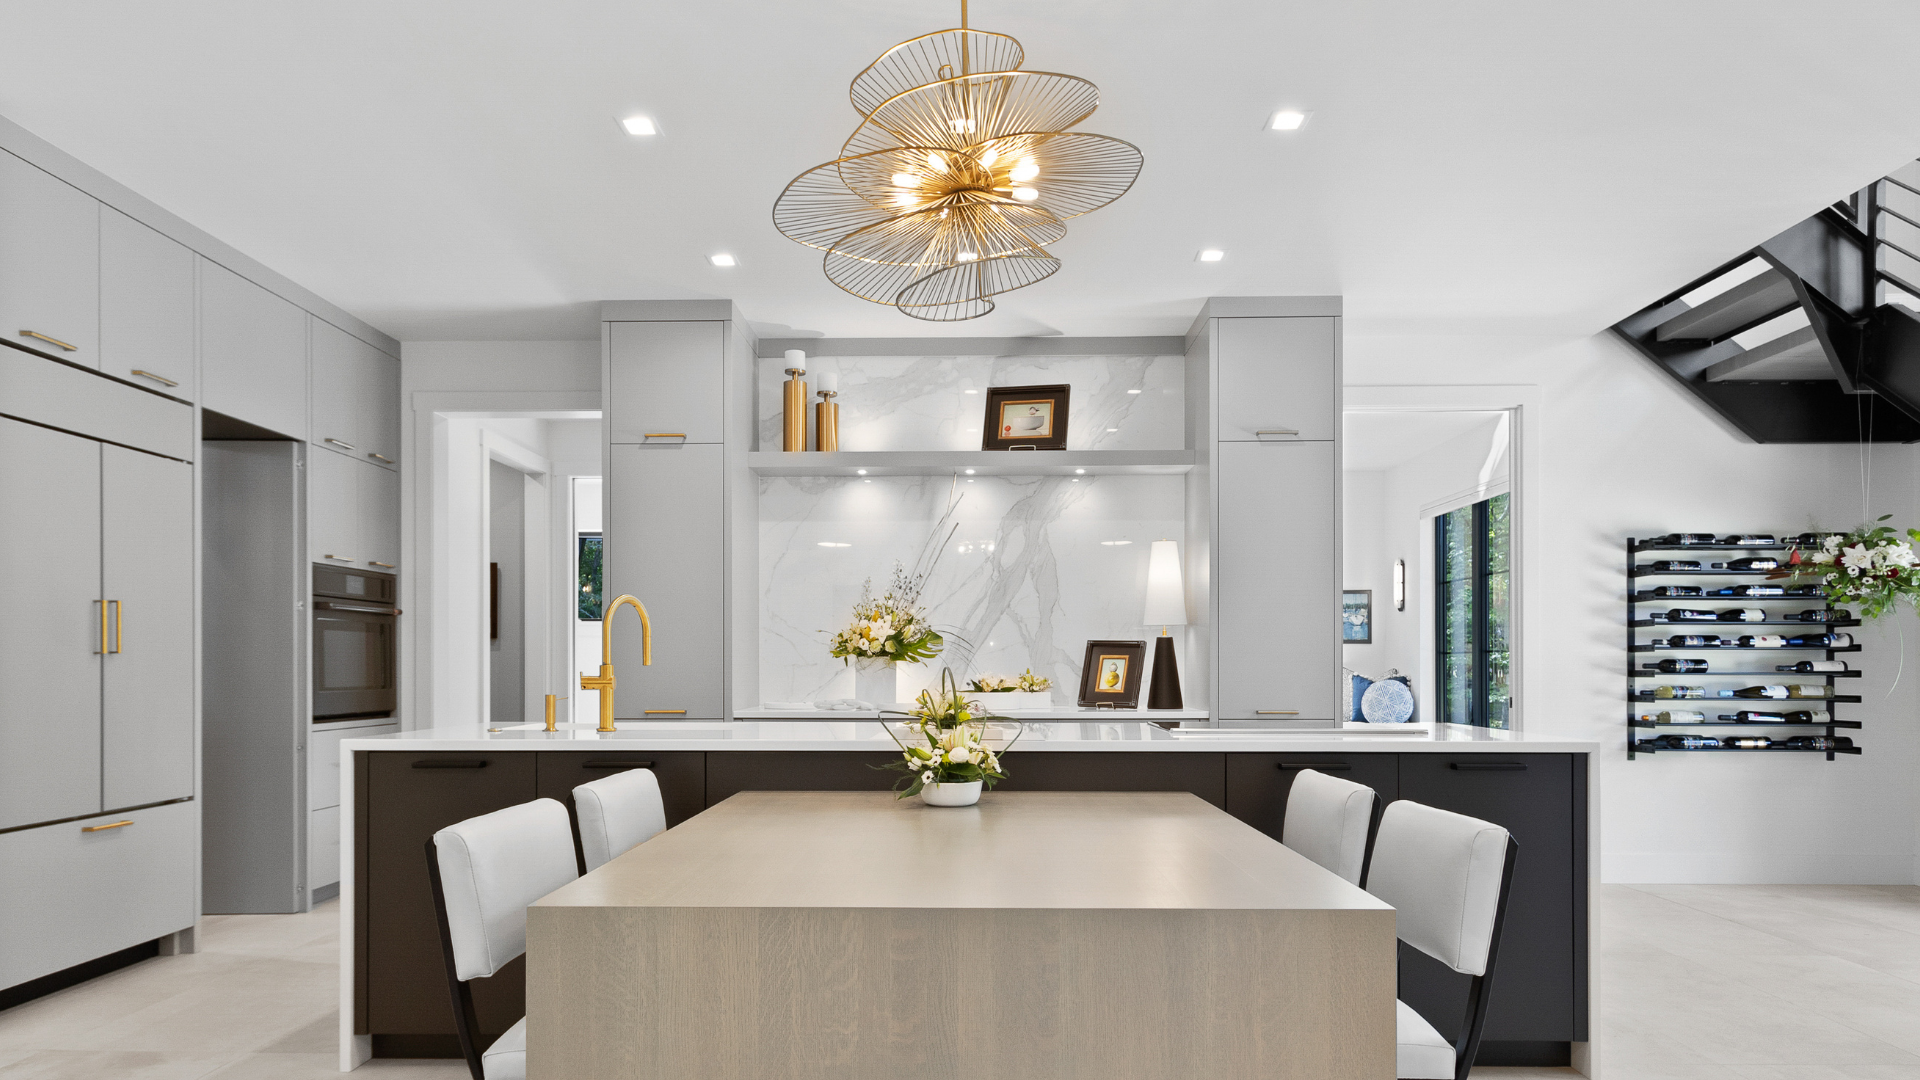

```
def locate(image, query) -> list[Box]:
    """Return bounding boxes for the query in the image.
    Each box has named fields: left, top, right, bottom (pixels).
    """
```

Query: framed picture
left=1077, top=639, right=1146, bottom=707
left=982, top=383, right=1071, bottom=451
left=1342, top=589, right=1372, bottom=644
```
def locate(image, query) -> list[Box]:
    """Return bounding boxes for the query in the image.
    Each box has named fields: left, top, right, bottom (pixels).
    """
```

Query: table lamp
left=1143, top=539, right=1186, bottom=710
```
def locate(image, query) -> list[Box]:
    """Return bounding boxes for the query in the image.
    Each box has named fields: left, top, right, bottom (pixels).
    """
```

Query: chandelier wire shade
left=772, top=1, right=1142, bottom=321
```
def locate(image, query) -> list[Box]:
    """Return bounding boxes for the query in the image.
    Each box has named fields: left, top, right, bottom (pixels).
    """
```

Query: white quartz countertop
left=342, top=720, right=1597, bottom=753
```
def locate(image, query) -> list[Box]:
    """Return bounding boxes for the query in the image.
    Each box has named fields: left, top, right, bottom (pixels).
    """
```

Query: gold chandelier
left=772, top=2, right=1143, bottom=321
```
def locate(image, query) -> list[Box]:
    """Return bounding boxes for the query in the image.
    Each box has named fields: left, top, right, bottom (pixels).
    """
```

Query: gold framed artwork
left=981, top=384, right=1071, bottom=450
left=1077, top=639, right=1146, bottom=707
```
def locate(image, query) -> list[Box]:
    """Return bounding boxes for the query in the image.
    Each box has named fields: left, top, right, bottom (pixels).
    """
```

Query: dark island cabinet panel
left=705, top=751, right=901, bottom=804
left=999, top=752, right=1226, bottom=808
left=1224, top=753, right=1399, bottom=842
left=1396, top=753, right=1582, bottom=1048
left=534, top=751, right=705, bottom=871
left=364, top=752, right=537, bottom=1043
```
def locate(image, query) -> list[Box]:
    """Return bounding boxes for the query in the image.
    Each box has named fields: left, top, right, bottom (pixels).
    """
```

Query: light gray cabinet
left=608, top=443, right=724, bottom=718
left=609, top=321, right=725, bottom=444
left=101, top=445, right=195, bottom=808
left=1215, top=441, right=1338, bottom=721
left=200, top=260, right=307, bottom=439
left=309, top=448, right=358, bottom=568
left=1215, top=317, right=1337, bottom=441
left=0, top=149, right=99, bottom=367
left=100, top=208, right=196, bottom=400
left=0, top=419, right=103, bottom=831
left=311, top=317, right=400, bottom=469
left=359, top=459, right=400, bottom=571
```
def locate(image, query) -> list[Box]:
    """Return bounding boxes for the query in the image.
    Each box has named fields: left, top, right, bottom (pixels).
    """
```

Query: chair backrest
left=431, top=797, right=579, bottom=982
left=573, top=768, right=667, bottom=872
left=1280, top=768, right=1377, bottom=885
left=1365, top=799, right=1512, bottom=976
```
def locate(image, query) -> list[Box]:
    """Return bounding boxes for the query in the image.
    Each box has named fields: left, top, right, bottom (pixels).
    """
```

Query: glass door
left=1435, top=493, right=1510, bottom=727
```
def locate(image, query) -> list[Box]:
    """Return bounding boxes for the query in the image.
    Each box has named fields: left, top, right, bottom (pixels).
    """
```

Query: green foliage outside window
left=578, top=534, right=603, bottom=620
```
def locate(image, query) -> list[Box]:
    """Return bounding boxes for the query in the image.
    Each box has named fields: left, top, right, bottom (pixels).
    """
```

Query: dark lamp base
left=1146, top=634, right=1183, bottom=710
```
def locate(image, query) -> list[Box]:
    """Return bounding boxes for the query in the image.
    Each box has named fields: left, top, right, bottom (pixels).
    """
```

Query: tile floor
left=1, top=884, right=1918, bottom=1078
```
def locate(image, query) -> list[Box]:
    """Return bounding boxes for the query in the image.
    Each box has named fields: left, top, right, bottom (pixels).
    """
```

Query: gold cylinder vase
left=815, top=395, right=839, bottom=452
left=783, top=370, right=809, bottom=451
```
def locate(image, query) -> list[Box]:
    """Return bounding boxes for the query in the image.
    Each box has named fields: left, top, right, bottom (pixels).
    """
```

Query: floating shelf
left=746, top=449, right=1198, bottom=478
left=1631, top=719, right=1862, bottom=729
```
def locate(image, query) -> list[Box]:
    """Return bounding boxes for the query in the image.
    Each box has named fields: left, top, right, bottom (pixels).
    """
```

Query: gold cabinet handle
left=369, top=561, right=396, bottom=569
left=323, top=554, right=355, bottom=563
left=367, top=452, right=394, bottom=464
left=325, top=437, right=358, bottom=451
left=111, top=600, right=122, bottom=654
left=130, top=369, right=179, bottom=388
left=20, top=330, right=76, bottom=352
left=1256, top=710, right=1300, bottom=715
left=643, top=709, right=688, bottom=715
left=642, top=433, right=687, bottom=439
left=96, top=600, right=107, bottom=655
left=82, top=819, right=134, bottom=832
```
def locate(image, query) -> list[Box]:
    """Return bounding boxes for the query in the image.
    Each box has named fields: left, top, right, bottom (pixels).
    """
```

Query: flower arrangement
left=878, top=670, right=1023, bottom=799
left=1784, top=518, right=1920, bottom=620
left=829, top=565, right=944, bottom=664
left=967, top=669, right=1052, bottom=693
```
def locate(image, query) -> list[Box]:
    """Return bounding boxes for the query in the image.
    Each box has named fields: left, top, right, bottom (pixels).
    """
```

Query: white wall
left=1341, top=469, right=1389, bottom=689
left=1349, top=329, right=1920, bottom=884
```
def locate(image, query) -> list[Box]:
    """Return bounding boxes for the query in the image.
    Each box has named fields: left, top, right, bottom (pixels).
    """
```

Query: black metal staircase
left=1612, top=161, right=1920, bottom=442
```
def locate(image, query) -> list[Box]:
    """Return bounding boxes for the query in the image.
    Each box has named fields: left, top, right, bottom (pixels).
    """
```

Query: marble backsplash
left=759, top=472, right=1185, bottom=704
left=756, top=353, right=1185, bottom=452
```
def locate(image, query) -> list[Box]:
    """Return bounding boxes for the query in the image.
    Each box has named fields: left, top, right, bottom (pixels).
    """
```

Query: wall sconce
left=1393, top=559, right=1406, bottom=611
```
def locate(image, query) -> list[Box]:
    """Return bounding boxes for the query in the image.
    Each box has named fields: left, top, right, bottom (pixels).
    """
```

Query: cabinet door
left=1224, top=753, right=1398, bottom=844
left=101, top=446, right=195, bottom=809
left=310, top=318, right=368, bottom=459
left=0, top=419, right=102, bottom=830
left=100, top=208, right=196, bottom=399
left=607, top=444, right=724, bottom=718
left=200, top=260, right=308, bottom=439
left=608, top=321, right=724, bottom=443
left=363, top=345, right=401, bottom=468
left=358, top=458, right=400, bottom=572
left=1216, top=440, right=1338, bottom=720
left=1396, top=754, right=1578, bottom=1044
left=366, top=751, right=537, bottom=1037
left=996, top=752, right=1228, bottom=809
left=1215, top=317, right=1336, bottom=441
left=309, top=447, right=359, bottom=568
left=0, top=150, right=99, bottom=367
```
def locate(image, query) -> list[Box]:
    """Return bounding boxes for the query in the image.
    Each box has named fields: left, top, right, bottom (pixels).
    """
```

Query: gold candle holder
left=815, top=391, right=839, bottom=452
left=782, top=350, right=809, bottom=452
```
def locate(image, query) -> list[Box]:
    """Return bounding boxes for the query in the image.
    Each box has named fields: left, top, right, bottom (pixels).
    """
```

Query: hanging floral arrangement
left=1782, top=517, right=1920, bottom=620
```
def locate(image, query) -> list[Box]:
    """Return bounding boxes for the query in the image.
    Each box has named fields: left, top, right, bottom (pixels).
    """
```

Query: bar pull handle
left=325, top=437, right=358, bottom=451
left=20, top=330, right=76, bottom=352
left=412, top=759, right=488, bottom=769
left=1279, top=763, right=1351, bottom=771
left=82, top=819, right=134, bottom=832
left=1254, top=429, right=1300, bottom=437
left=322, top=555, right=355, bottom=563
left=368, top=452, right=394, bottom=464
left=643, top=709, right=688, bottom=715
left=130, top=369, right=179, bottom=388
left=583, top=760, right=655, bottom=770
left=1256, top=710, right=1300, bottom=715
left=96, top=600, right=107, bottom=655
left=111, top=600, right=122, bottom=654
left=642, top=433, right=688, bottom=440
left=315, top=602, right=398, bottom=614
left=369, top=561, right=396, bottom=569
left=1450, top=762, right=1528, bottom=771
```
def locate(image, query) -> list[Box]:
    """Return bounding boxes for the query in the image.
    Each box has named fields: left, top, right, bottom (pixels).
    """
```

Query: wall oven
left=313, top=566, right=398, bottom=721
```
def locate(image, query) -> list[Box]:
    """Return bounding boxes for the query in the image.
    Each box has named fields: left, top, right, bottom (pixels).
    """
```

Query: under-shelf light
left=817, top=541, right=852, bottom=548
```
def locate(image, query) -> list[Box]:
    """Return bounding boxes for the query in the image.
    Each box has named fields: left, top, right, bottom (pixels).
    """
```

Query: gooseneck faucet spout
left=579, top=594, right=651, bottom=733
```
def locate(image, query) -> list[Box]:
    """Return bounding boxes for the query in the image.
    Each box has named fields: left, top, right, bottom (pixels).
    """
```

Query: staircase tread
left=1656, top=269, right=1799, bottom=342
left=1704, top=326, right=1832, bottom=382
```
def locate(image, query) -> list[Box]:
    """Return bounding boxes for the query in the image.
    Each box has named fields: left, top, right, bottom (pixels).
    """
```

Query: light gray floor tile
left=0, top=1050, right=239, bottom=1080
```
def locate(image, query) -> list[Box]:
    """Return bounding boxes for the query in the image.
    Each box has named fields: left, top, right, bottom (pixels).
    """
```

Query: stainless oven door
left=312, top=601, right=397, bottom=720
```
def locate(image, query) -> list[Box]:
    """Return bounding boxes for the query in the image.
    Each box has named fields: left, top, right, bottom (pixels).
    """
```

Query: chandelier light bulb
left=1011, top=187, right=1040, bottom=202
left=1010, top=159, right=1039, bottom=182
left=948, top=117, right=976, bottom=134
left=891, top=172, right=918, bottom=188
left=925, top=151, right=946, bottom=172
left=957, top=251, right=980, bottom=261
left=977, top=147, right=999, bottom=168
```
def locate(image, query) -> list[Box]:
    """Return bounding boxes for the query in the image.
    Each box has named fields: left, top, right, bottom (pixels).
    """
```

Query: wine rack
left=1627, top=537, right=1863, bottom=761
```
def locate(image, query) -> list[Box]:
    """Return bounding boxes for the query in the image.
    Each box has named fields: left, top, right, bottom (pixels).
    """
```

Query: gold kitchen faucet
left=580, top=594, right=651, bottom=733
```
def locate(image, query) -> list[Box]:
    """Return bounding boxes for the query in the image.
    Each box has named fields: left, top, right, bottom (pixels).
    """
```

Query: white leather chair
left=1280, top=767, right=1378, bottom=885
left=426, top=798, right=580, bottom=1080
left=572, top=767, right=668, bottom=871
left=1365, top=800, right=1518, bottom=1080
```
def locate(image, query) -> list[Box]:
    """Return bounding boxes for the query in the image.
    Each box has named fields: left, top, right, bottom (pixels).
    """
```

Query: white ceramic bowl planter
left=919, top=779, right=984, bottom=807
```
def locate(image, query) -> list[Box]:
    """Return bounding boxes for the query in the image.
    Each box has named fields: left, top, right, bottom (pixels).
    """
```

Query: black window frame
left=1435, top=494, right=1510, bottom=728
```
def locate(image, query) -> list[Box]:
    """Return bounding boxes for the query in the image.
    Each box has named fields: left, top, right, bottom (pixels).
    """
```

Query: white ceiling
left=1344, top=411, right=1504, bottom=472
left=2, top=1, right=1918, bottom=342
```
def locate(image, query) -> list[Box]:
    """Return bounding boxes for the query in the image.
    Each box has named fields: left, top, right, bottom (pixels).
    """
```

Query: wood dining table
left=525, top=790, right=1395, bottom=1079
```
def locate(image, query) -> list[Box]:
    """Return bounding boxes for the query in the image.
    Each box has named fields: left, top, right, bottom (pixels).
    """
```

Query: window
left=577, top=533, right=603, bottom=620
left=1435, top=493, right=1510, bottom=727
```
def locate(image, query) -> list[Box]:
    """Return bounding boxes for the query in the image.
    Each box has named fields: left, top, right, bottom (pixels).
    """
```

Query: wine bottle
left=1783, top=736, right=1852, bottom=751
left=1721, top=534, right=1777, bottom=545
left=1653, top=685, right=1705, bottom=699
left=1669, top=635, right=1723, bottom=647
left=1786, top=684, right=1834, bottom=699
left=1652, top=710, right=1705, bottom=724
left=1725, top=584, right=1785, bottom=597
left=1785, top=585, right=1822, bottom=597
left=1665, top=609, right=1717, bottom=622
left=1791, top=609, right=1851, bottom=623
left=1736, top=635, right=1786, bottom=648
left=1783, top=633, right=1849, bottom=648
left=1715, top=608, right=1766, bottom=622
left=1724, top=710, right=1786, bottom=723
left=1719, top=557, right=1780, bottom=571
left=1783, top=710, right=1831, bottom=724
left=1649, top=658, right=1708, bottom=673
left=1776, top=660, right=1848, bottom=673
left=1647, top=585, right=1703, bottom=598
left=1654, top=734, right=1720, bottom=749
left=1649, top=560, right=1702, bottom=572
left=1791, top=532, right=1843, bottom=546
left=1724, top=736, right=1773, bottom=749
left=1733, top=685, right=1788, bottom=699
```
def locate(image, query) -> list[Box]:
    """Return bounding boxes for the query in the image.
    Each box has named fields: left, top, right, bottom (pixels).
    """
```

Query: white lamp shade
left=1142, top=539, right=1187, bottom=626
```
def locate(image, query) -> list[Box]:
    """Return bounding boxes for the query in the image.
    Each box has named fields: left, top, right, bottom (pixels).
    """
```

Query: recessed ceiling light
left=964, top=469, right=975, bottom=474
left=1127, top=388, right=1142, bottom=394
left=1269, top=110, right=1309, bottom=131
left=708, top=253, right=736, bottom=267
left=816, top=541, right=851, bottom=548
left=1197, top=249, right=1225, bottom=263
left=963, top=388, right=978, bottom=394
left=1106, top=427, right=1118, bottom=432
left=1101, top=540, right=1132, bottom=546
left=1075, top=468, right=1086, bottom=474
left=855, top=468, right=868, bottom=475
left=621, top=115, right=658, bottom=136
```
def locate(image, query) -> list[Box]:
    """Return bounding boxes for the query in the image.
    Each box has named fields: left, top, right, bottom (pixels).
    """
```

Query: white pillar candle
left=815, top=371, right=838, bottom=395
left=783, top=349, right=807, bottom=374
